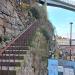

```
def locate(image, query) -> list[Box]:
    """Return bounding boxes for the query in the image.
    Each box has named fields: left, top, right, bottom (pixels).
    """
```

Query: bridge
left=38, top=0, right=75, bottom=11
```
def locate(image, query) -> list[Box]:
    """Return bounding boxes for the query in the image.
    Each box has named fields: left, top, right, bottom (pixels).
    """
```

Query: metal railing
left=59, top=0, right=75, bottom=6
left=0, top=20, right=39, bottom=75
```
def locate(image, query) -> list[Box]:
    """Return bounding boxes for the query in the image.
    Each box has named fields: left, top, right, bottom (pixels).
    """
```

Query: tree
left=30, top=3, right=47, bottom=20
left=30, top=7, right=40, bottom=19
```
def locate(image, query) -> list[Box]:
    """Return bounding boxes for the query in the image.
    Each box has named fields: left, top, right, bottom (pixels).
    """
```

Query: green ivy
left=30, top=7, right=40, bottom=19
left=40, top=28, right=50, bottom=41
left=3, top=35, right=10, bottom=42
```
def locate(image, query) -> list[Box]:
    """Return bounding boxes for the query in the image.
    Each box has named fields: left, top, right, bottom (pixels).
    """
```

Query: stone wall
left=0, top=0, right=24, bottom=36
left=0, top=0, right=25, bottom=48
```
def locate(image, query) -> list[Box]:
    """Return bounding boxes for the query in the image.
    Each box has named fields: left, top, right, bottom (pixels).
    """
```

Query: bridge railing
left=58, top=0, right=75, bottom=6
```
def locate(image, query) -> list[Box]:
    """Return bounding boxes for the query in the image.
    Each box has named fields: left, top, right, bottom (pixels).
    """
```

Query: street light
left=69, top=22, right=73, bottom=60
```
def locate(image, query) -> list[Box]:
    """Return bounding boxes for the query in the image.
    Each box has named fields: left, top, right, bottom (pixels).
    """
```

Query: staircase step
left=0, top=56, right=24, bottom=60
left=0, top=55, right=24, bottom=62
left=11, top=44, right=28, bottom=46
left=11, top=43, right=29, bottom=46
left=7, top=46, right=29, bottom=50
left=4, top=51, right=27, bottom=54
left=2, top=54, right=25, bottom=56
left=0, top=59, right=23, bottom=62
left=0, top=62, right=20, bottom=66
left=0, top=66, right=20, bottom=70
left=0, top=70, right=16, bottom=75
left=6, top=50, right=28, bottom=51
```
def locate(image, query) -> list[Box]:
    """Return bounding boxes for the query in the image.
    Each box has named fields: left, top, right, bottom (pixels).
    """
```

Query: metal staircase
left=0, top=20, right=39, bottom=75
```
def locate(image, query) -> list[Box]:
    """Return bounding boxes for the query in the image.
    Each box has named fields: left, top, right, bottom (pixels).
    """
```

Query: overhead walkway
left=39, top=0, right=75, bottom=11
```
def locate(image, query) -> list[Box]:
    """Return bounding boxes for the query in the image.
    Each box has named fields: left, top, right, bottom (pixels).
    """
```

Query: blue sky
left=47, top=6, right=75, bottom=39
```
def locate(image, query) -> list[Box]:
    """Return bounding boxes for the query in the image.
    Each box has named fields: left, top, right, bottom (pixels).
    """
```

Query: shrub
left=30, top=7, right=40, bottom=19
left=40, top=28, right=50, bottom=41
left=3, top=35, right=10, bottom=42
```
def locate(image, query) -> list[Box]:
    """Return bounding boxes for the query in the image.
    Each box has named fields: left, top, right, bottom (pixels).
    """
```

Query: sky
left=47, top=6, right=75, bottom=39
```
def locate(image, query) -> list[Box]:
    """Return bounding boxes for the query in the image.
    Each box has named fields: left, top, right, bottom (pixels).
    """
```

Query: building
left=56, top=36, right=75, bottom=60
left=48, top=59, right=75, bottom=75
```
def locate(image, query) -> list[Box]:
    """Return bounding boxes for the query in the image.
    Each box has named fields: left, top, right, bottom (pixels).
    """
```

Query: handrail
left=39, top=0, right=75, bottom=11
left=0, top=20, right=37, bottom=55
left=53, top=0, right=75, bottom=7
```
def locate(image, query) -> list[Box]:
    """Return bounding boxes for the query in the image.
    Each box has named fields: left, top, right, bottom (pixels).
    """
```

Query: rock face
left=0, top=0, right=24, bottom=37
left=0, top=0, right=34, bottom=48
left=30, top=27, right=48, bottom=75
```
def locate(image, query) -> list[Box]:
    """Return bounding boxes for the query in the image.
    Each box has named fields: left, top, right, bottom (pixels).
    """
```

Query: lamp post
left=69, top=22, right=73, bottom=60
